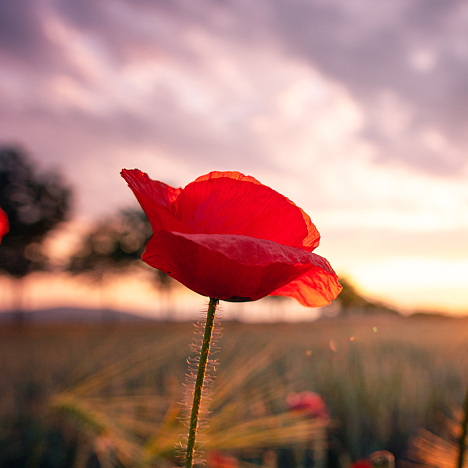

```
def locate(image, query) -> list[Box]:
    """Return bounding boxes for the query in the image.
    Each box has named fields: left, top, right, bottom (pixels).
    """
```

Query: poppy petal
left=0, top=208, right=8, bottom=242
left=174, top=171, right=320, bottom=250
left=142, top=231, right=338, bottom=304
left=121, top=169, right=190, bottom=234
left=192, top=171, right=262, bottom=186
left=269, top=261, right=342, bottom=307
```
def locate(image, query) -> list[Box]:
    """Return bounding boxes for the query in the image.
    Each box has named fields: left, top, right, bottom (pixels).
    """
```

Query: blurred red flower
left=0, top=208, right=8, bottom=243
left=350, top=460, right=371, bottom=468
left=207, top=451, right=239, bottom=468
left=121, top=169, right=341, bottom=307
left=286, top=391, right=330, bottom=419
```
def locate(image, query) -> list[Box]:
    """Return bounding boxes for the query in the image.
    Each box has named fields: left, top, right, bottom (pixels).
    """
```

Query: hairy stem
left=185, top=297, right=218, bottom=468
left=458, top=382, right=468, bottom=468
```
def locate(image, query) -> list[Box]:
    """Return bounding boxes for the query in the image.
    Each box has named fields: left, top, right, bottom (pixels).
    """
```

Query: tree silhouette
left=0, top=146, right=71, bottom=321
left=336, top=278, right=399, bottom=316
left=68, top=209, right=174, bottom=317
left=68, top=209, right=152, bottom=280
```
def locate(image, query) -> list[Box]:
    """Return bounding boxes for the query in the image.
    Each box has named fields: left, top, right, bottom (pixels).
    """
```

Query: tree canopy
left=0, top=146, right=72, bottom=278
left=336, top=278, right=399, bottom=316
left=67, top=208, right=172, bottom=289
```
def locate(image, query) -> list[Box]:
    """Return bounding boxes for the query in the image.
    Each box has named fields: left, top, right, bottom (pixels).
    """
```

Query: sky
left=1, top=0, right=468, bottom=317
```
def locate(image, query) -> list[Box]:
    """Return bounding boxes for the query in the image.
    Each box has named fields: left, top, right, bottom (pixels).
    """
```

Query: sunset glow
left=1, top=1, right=468, bottom=317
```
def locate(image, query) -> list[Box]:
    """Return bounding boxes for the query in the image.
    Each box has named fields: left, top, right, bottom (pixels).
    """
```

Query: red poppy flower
left=121, top=169, right=341, bottom=307
left=0, top=208, right=8, bottom=243
left=350, top=460, right=371, bottom=468
left=286, top=391, right=330, bottom=419
left=207, top=451, right=239, bottom=468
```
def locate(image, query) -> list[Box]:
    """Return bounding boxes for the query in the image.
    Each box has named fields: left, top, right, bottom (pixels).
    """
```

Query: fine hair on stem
left=177, top=298, right=222, bottom=467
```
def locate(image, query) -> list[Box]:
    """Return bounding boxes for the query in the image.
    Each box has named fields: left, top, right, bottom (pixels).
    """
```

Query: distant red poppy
left=286, top=391, right=330, bottom=419
left=350, top=460, right=371, bottom=468
left=0, top=208, right=8, bottom=243
left=207, top=451, right=239, bottom=468
left=121, top=169, right=341, bottom=307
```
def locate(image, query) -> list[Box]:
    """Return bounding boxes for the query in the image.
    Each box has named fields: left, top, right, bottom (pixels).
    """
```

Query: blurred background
left=1, top=0, right=468, bottom=319
left=2, top=1, right=468, bottom=467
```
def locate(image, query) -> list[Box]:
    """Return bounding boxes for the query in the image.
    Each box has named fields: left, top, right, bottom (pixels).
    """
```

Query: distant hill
left=407, top=310, right=456, bottom=319
left=0, top=307, right=157, bottom=324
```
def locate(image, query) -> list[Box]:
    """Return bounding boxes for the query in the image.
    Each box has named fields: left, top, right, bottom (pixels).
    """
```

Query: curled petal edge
left=270, top=267, right=342, bottom=307
left=121, top=169, right=190, bottom=234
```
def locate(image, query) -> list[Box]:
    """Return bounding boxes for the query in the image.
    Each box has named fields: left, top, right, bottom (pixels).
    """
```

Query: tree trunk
left=13, top=277, right=25, bottom=327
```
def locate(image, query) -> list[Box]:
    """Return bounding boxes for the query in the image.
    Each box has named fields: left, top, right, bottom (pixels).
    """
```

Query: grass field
left=1, top=313, right=468, bottom=467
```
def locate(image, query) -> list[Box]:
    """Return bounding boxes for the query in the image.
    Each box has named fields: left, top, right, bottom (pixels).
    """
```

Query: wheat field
left=1, top=314, right=468, bottom=467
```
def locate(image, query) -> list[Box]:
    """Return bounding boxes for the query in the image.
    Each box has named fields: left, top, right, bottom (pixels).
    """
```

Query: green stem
left=185, top=297, right=218, bottom=468
left=458, top=383, right=468, bottom=468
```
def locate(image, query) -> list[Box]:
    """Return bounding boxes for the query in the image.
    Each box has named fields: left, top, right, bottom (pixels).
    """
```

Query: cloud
left=268, top=0, right=468, bottom=175
left=0, top=0, right=49, bottom=61
left=1, top=0, right=468, bottom=221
